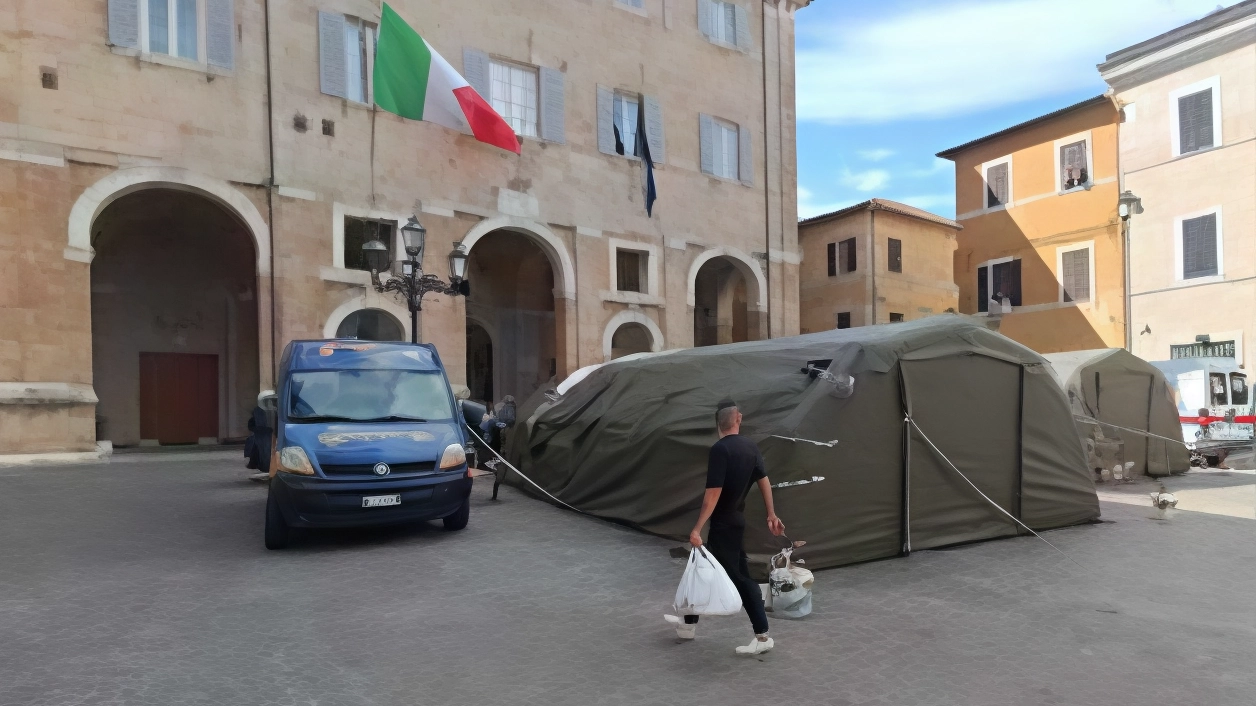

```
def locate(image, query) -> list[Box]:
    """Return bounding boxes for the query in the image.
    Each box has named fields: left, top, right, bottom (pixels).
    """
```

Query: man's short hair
left=716, top=400, right=739, bottom=432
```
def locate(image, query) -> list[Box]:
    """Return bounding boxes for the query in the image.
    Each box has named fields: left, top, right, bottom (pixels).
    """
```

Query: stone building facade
left=1100, top=2, right=1256, bottom=371
left=1, top=0, right=807, bottom=457
left=797, top=199, right=959, bottom=333
left=939, top=96, right=1125, bottom=354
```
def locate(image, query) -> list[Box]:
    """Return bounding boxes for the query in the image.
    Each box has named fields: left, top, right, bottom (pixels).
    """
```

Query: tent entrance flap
left=902, top=356, right=1022, bottom=551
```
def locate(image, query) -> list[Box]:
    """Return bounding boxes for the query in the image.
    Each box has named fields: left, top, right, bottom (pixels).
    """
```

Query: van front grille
left=320, top=461, right=437, bottom=477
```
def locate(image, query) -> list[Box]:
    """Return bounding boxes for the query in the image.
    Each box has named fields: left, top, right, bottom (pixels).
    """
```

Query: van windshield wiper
left=288, top=414, right=363, bottom=423
left=359, top=415, right=430, bottom=423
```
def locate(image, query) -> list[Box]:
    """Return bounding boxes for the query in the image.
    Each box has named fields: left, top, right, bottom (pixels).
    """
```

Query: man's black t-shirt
left=705, top=434, right=766, bottom=529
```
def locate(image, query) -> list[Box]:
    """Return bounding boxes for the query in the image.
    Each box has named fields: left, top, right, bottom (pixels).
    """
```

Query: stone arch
left=685, top=246, right=767, bottom=310
left=323, top=292, right=412, bottom=341
left=67, top=166, right=271, bottom=274
left=461, top=216, right=576, bottom=299
left=601, top=310, right=664, bottom=362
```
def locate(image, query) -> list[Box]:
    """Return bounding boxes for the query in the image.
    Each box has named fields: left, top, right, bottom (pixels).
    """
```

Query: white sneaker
left=735, top=636, right=774, bottom=655
left=663, top=614, right=696, bottom=640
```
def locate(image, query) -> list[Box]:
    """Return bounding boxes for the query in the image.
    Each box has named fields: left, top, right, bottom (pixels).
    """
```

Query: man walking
left=666, top=399, right=785, bottom=654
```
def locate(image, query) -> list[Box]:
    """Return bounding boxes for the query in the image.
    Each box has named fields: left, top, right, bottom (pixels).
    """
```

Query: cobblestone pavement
left=2, top=454, right=1254, bottom=706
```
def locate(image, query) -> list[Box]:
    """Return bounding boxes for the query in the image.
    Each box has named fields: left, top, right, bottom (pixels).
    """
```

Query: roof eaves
left=799, top=198, right=962, bottom=230
left=1100, top=0, right=1256, bottom=71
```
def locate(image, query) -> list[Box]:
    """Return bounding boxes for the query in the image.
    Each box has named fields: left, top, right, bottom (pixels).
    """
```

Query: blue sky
left=794, top=0, right=1242, bottom=219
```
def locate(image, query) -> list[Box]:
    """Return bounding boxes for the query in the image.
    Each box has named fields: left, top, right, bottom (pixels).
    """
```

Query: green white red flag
left=372, top=3, right=520, bottom=154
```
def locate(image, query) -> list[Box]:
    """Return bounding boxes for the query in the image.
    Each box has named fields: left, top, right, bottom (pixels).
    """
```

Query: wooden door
left=139, top=353, right=219, bottom=444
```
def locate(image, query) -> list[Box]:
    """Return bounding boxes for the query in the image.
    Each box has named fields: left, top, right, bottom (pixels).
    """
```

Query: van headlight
left=278, top=446, right=315, bottom=475
left=438, top=443, right=467, bottom=470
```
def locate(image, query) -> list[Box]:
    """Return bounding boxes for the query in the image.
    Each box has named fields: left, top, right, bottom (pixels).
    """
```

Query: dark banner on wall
left=1170, top=340, right=1236, bottom=359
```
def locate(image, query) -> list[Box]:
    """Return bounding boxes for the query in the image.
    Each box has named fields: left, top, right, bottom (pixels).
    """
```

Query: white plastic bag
left=673, top=546, right=743, bottom=616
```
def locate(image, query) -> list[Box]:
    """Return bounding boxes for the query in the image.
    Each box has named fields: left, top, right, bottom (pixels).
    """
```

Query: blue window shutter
left=206, top=0, right=235, bottom=70
left=108, top=0, right=140, bottom=49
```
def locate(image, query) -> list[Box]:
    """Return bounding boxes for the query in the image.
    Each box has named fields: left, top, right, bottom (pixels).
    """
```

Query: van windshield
left=288, top=370, right=454, bottom=423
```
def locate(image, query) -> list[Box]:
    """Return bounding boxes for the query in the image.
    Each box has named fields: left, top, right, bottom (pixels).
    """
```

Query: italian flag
left=373, top=4, right=521, bottom=154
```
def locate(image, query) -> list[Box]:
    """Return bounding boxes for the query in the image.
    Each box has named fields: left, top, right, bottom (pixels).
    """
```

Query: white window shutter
left=107, top=0, right=140, bottom=49
left=734, top=4, right=751, bottom=50
left=597, top=85, right=616, bottom=155
left=643, top=95, right=665, bottom=164
left=699, top=113, right=715, bottom=175
left=539, top=66, right=566, bottom=143
left=738, top=123, right=753, bottom=185
left=318, top=12, right=347, bottom=98
left=462, top=48, right=491, bottom=101
left=207, top=0, right=235, bottom=70
left=697, top=0, right=713, bottom=38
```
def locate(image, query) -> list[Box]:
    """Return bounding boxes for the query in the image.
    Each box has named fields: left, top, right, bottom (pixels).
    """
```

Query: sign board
left=1170, top=340, right=1236, bottom=359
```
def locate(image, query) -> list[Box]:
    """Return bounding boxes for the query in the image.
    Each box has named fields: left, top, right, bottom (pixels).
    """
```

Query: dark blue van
left=260, top=340, right=474, bottom=549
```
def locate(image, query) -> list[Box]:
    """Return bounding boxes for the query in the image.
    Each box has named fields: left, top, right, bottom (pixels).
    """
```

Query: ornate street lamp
left=364, top=215, right=470, bottom=344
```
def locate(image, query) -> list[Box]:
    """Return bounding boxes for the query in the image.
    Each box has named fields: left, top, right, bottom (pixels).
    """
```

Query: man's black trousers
left=684, top=524, right=770, bottom=635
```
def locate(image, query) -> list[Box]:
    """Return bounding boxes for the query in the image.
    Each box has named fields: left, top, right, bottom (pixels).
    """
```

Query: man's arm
left=690, top=488, right=722, bottom=547
left=757, top=476, right=785, bottom=536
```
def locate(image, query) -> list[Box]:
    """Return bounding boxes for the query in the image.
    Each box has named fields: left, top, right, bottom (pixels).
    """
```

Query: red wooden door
left=139, top=353, right=219, bottom=444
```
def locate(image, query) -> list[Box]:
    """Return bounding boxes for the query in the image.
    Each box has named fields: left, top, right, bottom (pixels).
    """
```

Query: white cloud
left=890, top=193, right=957, bottom=214
left=840, top=168, right=891, bottom=192
left=798, top=186, right=859, bottom=219
left=909, top=157, right=952, bottom=177
left=797, top=0, right=1237, bottom=123
left=857, top=148, right=895, bottom=161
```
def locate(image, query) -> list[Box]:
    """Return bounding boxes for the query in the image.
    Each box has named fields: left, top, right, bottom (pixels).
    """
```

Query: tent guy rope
left=464, top=425, right=587, bottom=515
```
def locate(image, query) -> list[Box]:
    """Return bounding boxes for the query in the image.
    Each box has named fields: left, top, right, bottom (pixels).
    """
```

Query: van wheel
left=443, top=498, right=470, bottom=531
left=264, top=488, right=290, bottom=549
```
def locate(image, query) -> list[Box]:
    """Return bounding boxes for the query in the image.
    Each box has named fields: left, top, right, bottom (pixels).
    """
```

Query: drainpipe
left=1106, top=90, right=1132, bottom=352
left=870, top=207, right=877, bottom=324
left=263, top=0, right=278, bottom=381
left=761, top=2, right=772, bottom=338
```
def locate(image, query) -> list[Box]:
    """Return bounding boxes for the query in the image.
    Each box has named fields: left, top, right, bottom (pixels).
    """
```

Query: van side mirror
left=258, top=390, right=278, bottom=412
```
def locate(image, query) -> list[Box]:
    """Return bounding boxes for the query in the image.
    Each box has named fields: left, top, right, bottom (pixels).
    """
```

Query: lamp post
left=363, top=215, right=470, bottom=344
left=1118, top=190, right=1143, bottom=352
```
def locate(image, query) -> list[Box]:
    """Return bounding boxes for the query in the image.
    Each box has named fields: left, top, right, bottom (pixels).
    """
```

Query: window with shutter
left=343, top=217, right=395, bottom=272
left=1060, top=247, right=1090, bottom=302
left=490, top=60, right=539, bottom=137
left=838, top=238, right=856, bottom=273
left=977, top=265, right=989, bottom=313
left=888, top=238, right=902, bottom=273
left=318, top=12, right=348, bottom=98
left=990, top=259, right=1021, bottom=307
left=206, top=0, right=234, bottom=70
left=598, top=86, right=617, bottom=156
left=836, top=312, right=851, bottom=329
left=140, top=0, right=205, bottom=60
left=986, top=162, right=1009, bottom=208
left=616, top=249, right=645, bottom=292
left=539, top=67, right=566, bottom=144
left=613, top=92, right=641, bottom=157
left=108, top=0, right=140, bottom=49
left=738, top=123, right=753, bottom=185
left=889, top=313, right=904, bottom=323
left=707, top=118, right=738, bottom=179
left=1059, top=140, right=1088, bottom=191
left=1182, top=213, right=1219, bottom=279
left=643, top=96, right=665, bottom=164
left=1178, top=88, right=1214, bottom=154
left=462, top=48, right=491, bottom=100
left=826, top=242, right=836, bottom=277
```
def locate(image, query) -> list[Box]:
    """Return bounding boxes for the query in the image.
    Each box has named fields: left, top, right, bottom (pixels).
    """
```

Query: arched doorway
left=693, top=258, right=752, bottom=347
left=466, top=321, right=494, bottom=403
left=335, top=308, right=405, bottom=341
left=90, top=189, right=259, bottom=447
left=610, top=323, right=653, bottom=359
left=465, top=230, right=556, bottom=403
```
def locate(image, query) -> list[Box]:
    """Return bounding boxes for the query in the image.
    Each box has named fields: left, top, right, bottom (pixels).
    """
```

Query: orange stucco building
left=938, top=96, right=1125, bottom=353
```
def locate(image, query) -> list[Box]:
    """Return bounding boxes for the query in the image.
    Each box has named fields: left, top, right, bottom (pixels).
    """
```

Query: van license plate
left=362, top=494, right=401, bottom=508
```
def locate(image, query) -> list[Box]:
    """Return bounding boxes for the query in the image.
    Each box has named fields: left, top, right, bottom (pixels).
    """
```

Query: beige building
left=0, top=0, right=808, bottom=459
left=798, top=199, right=959, bottom=333
left=1100, top=2, right=1256, bottom=370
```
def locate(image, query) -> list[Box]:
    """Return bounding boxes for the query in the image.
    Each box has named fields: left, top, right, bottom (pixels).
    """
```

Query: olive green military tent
left=1044, top=349, right=1189, bottom=478
left=504, top=316, right=1099, bottom=572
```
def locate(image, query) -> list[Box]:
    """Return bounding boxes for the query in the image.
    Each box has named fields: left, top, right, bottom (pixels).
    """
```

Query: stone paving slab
left=2, top=456, right=1254, bottom=706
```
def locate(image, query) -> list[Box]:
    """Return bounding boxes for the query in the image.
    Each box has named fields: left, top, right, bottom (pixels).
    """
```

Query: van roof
left=287, top=340, right=442, bottom=372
